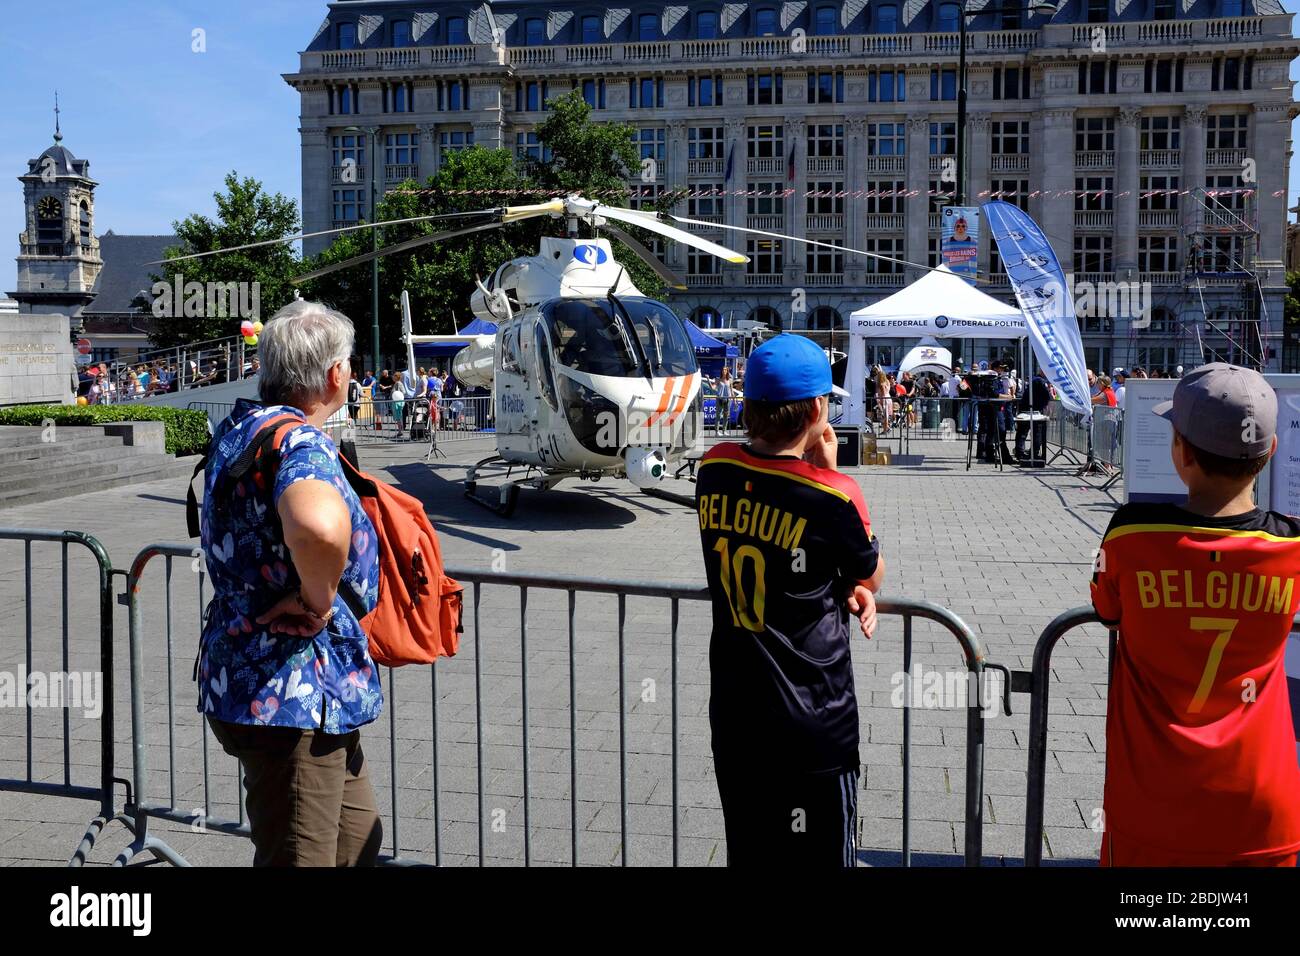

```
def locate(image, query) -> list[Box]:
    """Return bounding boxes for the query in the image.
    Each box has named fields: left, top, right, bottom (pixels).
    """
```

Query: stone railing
left=1206, top=147, right=1248, bottom=167
left=1138, top=209, right=1179, bottom=228
left=384, top=164, right=418, bottom=182
left=864, top=273, right=907, bottom=287
left=746, top=214, right=786, bottom=231
left=928, top=155, right=953, bottom=175
left=688, top=158, right=725, bottom=176
left=806, top=156, right=846, bottom=175
left=330, top=165, right=367, bottom=184
left=747, top=157, right=785, bottom=176
left=803, top=273, right=844, bottom=286
left=685, top=273, right=721, bottom=287
left=744, top=273, right=784, bottom=286
left=863, top=213, right=906, bottom=231
left=1139, top=149, right=1181, bottom=168
left=1074, top=210, right=1114, bottom=229
left=1145, top=271, right=1182, bottom=286
left=865, top=155, right=905, bottom=174
left=1075, top=150, right=1115, bottom=169
left=991, top=154, right=1030, bottom=173
left=806, top=214, right=845, bottom=232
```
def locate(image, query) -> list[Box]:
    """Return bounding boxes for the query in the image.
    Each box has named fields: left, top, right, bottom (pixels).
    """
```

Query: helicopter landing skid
left=463, top=457, right=575, bottom=518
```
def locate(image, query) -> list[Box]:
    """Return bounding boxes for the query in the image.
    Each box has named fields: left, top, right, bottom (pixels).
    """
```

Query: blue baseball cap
left=742, top=334, right=849, bottom=402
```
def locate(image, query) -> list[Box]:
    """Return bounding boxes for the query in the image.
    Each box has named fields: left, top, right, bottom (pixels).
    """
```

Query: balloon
left=243, top=334, right=258, bottom=346
left=240, top=320, right=254, bottom=334
left=76, top=396, right=88, bottom=406
left=252, top=321, right=264, bottom=334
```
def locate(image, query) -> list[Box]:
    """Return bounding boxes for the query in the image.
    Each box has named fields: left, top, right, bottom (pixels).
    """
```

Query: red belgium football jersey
left=1092, top=502, right=1300, bottom=861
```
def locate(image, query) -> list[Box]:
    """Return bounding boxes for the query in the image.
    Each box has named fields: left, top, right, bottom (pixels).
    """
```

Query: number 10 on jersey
left=713, top=537, right=767, bottom=632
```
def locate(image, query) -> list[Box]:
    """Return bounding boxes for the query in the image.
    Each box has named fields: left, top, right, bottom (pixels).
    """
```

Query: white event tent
left=841, top=265, right=1027, bottom=428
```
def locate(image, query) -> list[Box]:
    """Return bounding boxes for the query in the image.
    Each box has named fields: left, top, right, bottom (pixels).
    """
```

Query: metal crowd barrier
left=0, top=529, right=121, bottom=866
left=1045, top=402, right=1123, bottom=490
left=117, top=544, right=997, bottom=867
left=1012, top=606, right=1114, bottom=867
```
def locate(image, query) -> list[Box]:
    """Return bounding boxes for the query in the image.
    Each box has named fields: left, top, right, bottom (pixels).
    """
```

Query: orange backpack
left=189, top=413, right=462, bottom=666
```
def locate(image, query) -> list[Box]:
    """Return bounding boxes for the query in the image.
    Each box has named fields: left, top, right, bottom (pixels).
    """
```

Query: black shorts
left=714, top=758, right=858, bottom=867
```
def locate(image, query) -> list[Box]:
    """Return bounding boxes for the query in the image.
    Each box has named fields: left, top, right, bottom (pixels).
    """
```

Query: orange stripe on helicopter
left=645, top=376, right=677, bottom=428
left=666, top=373, right=696, bottom=426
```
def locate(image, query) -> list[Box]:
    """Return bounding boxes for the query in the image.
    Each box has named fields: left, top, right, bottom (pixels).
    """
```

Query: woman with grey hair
left=196, top=299, right=383, bottom=866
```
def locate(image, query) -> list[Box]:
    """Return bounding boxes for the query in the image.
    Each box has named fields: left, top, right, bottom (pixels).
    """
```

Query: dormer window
left=938, top=3, right=960, bottom=32
left=1221, top=0, right=1244, bottom=15
left=877, top=5, right=898, bottom=33
left=1087, top=0, right=1109, bottom=23
left=582, top=15, right=602, bottom=43
left=524, top=17, right=545, bottom=46
left=392, top=20, right=411, bottom=47
left=638, top=13, right=659, bottom=41
left=815, top=6, right=837, bottom=35
left=754, top=8, right=777, bottom=36
left=697, top=11, right=719, bottom=38
left=446, top=16, right=469, bottom=45
left=338, top=22, right=356, bottom=49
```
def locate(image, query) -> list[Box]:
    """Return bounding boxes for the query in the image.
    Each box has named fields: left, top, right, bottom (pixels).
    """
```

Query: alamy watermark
left=0, top=669, right=103, bottom=719
left=151, top=273, right=261, bottom=320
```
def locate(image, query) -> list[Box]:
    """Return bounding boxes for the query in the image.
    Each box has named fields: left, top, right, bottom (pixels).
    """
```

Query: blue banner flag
left=984, top=201, right=1092, bottom=417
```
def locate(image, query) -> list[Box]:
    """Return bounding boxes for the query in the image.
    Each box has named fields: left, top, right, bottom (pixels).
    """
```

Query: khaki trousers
left=208, top=717, right=382, bottom=867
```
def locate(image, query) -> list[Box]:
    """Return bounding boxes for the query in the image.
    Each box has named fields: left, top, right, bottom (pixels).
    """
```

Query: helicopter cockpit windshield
left=542, top=298, right=697, bottom=379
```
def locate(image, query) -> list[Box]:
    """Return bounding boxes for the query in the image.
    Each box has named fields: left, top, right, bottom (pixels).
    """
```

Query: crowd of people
left=77, top=347, right=263, bottom=404
left=351, top=365, right=485, bottom=436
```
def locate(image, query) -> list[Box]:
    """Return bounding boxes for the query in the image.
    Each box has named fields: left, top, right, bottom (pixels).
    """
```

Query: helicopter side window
left=544, top=300, right=640, bottom=377
left=533, top=322, right=558, bottom=410
left=500, top=325, right=521, bottom=373
left=622, top=300, right=698, bottom=377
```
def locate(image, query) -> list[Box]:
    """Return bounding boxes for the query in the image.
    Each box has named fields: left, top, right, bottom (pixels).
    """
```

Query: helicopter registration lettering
left=697, top=494, right=807, bottom=551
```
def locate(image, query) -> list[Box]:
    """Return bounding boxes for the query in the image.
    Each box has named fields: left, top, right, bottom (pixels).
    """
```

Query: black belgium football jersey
left=696, top=442, right=880, bottom=773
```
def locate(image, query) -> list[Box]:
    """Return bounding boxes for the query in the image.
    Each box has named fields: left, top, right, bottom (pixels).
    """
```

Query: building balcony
left=1074, top=210, right=1114, bottom=229
left=1200, top=207, right=1253, bottom=230
left=991, top=154, right=1030, bottom=173
left=688, top=158, right=725, bottom=177
left=745, top=273, right=784, bottom=287
left=384, top=164, right=418, bottom=182
left=1062, top=16, right=1265, bottom=47
left=929, top=212, right=941, bottom=230
left=331, top=220, right=360, bottom=231
left=1206, top=148, right=1248, bottom=167
left=1139, top=149, right=1181, bottom=169
left=1073, top=272, right=1116, bottom=286
left=566, top=44, right=615, bottom=65
left=928, top=155, right=953, bottom=175
left=806, top=214, right=844, bottom=232
left=1138, top=209, right=1180, bottom=228
left=746, top=214, right=786, bottom=231
left=865, top=155, right=905, bottom=175
left=1145, top=271, right=1183, bottom=286
left=330, top=165, right=369, bottom=184
left=806, top=156, right=846, bottom=175
left=747, top=157, right=785, bottom=176
left=1075, top=151, right=1114, bottom=170
left=863, top=213, right=905, bottom=231
left=685, top=273, right=722, bottom=287
left=686, top=212, right=724, bottom=228
left=864, top=273, right=907, bottom=287
left=804, top=273, right=844, bottom=286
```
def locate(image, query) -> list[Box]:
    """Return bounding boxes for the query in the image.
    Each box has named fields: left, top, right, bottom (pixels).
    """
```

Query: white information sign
left=1122, top=379, right=1181, bottom=504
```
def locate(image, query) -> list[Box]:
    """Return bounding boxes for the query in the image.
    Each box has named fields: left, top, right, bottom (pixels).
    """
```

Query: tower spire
left=53, top=91, right=62, bottom=143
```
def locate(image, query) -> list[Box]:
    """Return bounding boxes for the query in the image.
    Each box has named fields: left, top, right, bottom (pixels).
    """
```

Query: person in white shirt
left=1114, top=369, right=1127, bottom=410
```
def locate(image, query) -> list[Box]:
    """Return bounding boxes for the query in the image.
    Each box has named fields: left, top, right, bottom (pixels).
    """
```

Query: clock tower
left=10, top=101, right=102, bottom=320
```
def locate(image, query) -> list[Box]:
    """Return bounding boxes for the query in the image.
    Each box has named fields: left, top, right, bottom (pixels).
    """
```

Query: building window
left=516, top=131, right=552, bottom=163
left=697, top=11, right=719, bottom=39
left=437, top=79, right=469, bottom=111
left=807, top=305, right=844, bottom=330
left=581, top=16, right=602, bottom=44
left=524, top=17, right=546, bottom=46
left=754, top=8, right=778, bottom=36
left=689, top=76, right=724, bottom=107
left=1140, top=175, right=1180, bottom=210
left=990, top=178, right=1030, bottom=210
left=628, top=184, right=664, bottom=214
left=633, top=127, right=667, bottom=165
left=439, top=130, right=474, bottom=156
left=864, top=182, right=905, bottom=215
left=929, top=122, right=956, bottom=156
left=332, top=188, right=365, bottom=224
left=747, top=124, right=785, bottom=158
left=1075, top=176, right=1114, bottom=211
left=937, top=2, right=960, bottom=32
left=930, top=68, right=957, bottom=101
left=930, top=178, right=954, bottom=212
left=807, top=71, right=845, bottom=104
left=1211, top=56, right=1254, bottom=92
left=688, top=184, right=725, bottom=218
left=877, top=5, right=898, bottom=32
left=807, top=123, right=845, bottom=157
left=815, top=6, right=838, bottom=35
left=79, top=200, right=91, bottom=247
left=331, top=84, right=359, bottom=115
left=337, top=22, right=356, bottom=49
left=747, top=183, right=785, bottom=217
left=1144, top=58, right=1185, bottom=93
left=748, top=73, right=784, bottom=106
left=384, top=132, right=419, bottom=166
left=746, top=238, right=783, bottom=274
left=1206, top=112, right=1249, bottom=149
left=1154, top=0, right=1175, bottom=19
left=384, top=83, right=414, bottom=113
left=1073, top=235, right=1113, bottom=274
left=993, top=67, right=1030, bottom=100
left=1138, top=235, right=1179, bottom=273
left=331, top=134, right=366, bottom=167
left=868, top=68, right=906, bottom=102
left=629, top=77, right=664, bottom=108
left=1087, top=0, right=1109, bottom=22
left=1205, top=174, right=1247, bottom=210
left=1078, top=60, right=1119, bottom=94
left=688, top=247, right=720, bottom=276
left=1140, top=114, right=1181, bottom=150
left=864, top=237, right=904, bottom=275
left=391, top=20, right=411, bottom=48
left=446, top=17, right=469, bottom=45
left=689, top=126, right=725, bottom=159
left=807, top=181, right=845, bottom=216
left=1075, top=116, right=1116, bottom=151
left=991, top=120, right=1029, bottom=154
left=1002, top=6, right=1023, bottom=29
left=582, top=79, right=607, bottom=109
left=1221, top=0, right=1243, bottom=15
left=516, top=81, right=550, bottom=112
left=638, top=13, right=659, bottom=42
left=867, top=122, right=905, bottom=156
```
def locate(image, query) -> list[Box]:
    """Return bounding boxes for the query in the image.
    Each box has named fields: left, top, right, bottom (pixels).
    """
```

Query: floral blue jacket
left=197, top=398, right=382, bottom=734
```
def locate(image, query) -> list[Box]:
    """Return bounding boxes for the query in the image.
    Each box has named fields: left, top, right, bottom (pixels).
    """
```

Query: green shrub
left=0, top=405, right=210, bottom=456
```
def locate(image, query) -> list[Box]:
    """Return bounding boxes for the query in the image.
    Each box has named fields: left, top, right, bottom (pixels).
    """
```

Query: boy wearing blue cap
left=696, top=334, right=886, bottom=867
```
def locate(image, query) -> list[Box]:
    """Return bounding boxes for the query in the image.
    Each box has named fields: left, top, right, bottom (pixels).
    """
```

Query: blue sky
left=1, top=0, right=1298, bottom=294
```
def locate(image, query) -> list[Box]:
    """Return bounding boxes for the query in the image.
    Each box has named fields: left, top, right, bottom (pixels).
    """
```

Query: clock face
left=37, top=196, right=61, bottom=220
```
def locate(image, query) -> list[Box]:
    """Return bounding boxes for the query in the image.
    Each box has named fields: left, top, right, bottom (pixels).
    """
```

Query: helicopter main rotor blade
left=293, top=218, right=505, bottom=284
left=144, top=210, right=506, bottom=266
left=599, top=223, right=688, bottom=291
left=589, top=204, right=749, bottom=264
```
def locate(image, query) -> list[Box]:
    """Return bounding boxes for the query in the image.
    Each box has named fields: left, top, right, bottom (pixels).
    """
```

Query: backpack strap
left=186, top=413, right=307, bottom=539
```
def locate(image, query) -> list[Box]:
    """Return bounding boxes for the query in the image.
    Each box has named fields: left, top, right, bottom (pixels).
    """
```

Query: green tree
left=150, top=172, right=301, bottom=347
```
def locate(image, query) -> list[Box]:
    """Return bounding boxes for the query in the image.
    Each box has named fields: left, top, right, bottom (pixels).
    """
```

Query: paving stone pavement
left=0, top=432, right=1117, bottom=866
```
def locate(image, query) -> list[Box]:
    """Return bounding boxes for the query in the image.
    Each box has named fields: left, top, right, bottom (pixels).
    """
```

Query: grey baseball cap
left=1153, top=362, right=1276, bottom=459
